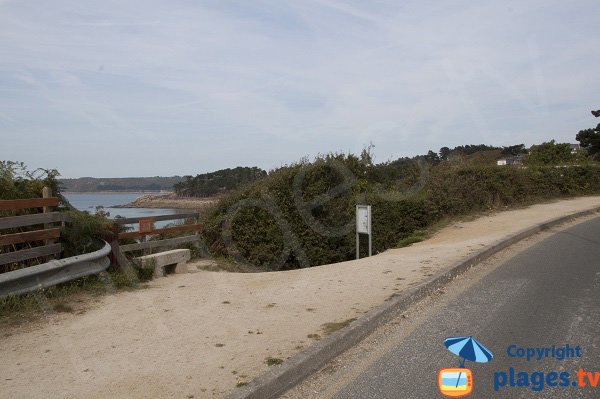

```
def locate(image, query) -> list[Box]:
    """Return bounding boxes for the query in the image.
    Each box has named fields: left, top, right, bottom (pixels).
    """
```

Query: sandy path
left=1, top=197, right=599, bottom=398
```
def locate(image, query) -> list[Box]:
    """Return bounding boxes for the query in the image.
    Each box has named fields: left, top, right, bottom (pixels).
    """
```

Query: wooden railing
left=110, top=212, right=202, bottom=263
left=0, top=188, right=65, bottom=269
left=1, top=191, right=203, bottom=271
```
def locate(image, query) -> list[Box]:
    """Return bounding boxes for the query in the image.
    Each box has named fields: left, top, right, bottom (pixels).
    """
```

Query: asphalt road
left=285, top=217, right=600, bottom=399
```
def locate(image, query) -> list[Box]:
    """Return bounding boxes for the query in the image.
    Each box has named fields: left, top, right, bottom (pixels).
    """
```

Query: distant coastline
left=111, top=193, right=220, bottom=210
left=63, top=191, right=171, bottom=195
left=59, top=176, right=183, bottom=193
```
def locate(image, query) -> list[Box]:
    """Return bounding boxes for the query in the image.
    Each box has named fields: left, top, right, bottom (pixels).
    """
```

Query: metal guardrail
left=0, top=240, right=111, bottom=298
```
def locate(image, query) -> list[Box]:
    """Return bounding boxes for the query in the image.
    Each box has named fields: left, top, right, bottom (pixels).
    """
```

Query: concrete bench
left=133, top=249, right=191, bottom=278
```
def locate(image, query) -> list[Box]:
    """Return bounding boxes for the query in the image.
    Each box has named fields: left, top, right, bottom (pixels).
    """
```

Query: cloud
left=0, top=0, right=599, bottom=177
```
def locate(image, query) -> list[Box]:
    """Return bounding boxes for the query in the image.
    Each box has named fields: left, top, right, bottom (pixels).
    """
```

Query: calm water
left=63, top=192, right=187, bottom=229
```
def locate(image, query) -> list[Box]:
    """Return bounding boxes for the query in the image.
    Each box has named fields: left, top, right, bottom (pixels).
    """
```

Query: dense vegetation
left=0, top=161, right=61, bottom=201
left=527, top=140, right=580, bottom=165
left=174, top=167, right=267, bottom=197
left=201, top=144, right=600, bottom=271
left=576, top=110, right=600, bottom=160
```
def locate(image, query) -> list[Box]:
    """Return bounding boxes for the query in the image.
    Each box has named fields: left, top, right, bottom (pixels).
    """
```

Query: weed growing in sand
left=53, top=303, right=74, bottom=313
left=321, top=318, right=357, bottom=335
left=397, top=229, right=428, bottom=247
left=265, top=357, right=283, bottom=366
left=0, top=269, right=147, bottom=325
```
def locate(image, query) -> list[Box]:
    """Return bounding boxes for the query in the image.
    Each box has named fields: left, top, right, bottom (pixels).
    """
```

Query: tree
left=360, top=143, right=375, bottom=166
left=173, top=167, right=267, bottom=197
left=438, top=144, right=500, bottom=161
left=527, top=140, right=574, bottom=165
left=501, top=144, right=527, bottom=156
left=425, top=150, right=440, bottom=165
left=575, top=110, right=600, bottom=160
left=439, top=147, right=451, bottom=161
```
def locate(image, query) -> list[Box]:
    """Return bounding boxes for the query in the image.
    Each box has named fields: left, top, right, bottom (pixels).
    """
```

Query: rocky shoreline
left=113, top=193, right=220, bottom=210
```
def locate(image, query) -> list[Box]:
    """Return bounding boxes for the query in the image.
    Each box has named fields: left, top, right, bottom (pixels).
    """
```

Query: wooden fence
left=110, top=212, right=202, bottom=264
left=0, top=187, right=65, bottom=270
left=1, top=190, right=203, bottom=271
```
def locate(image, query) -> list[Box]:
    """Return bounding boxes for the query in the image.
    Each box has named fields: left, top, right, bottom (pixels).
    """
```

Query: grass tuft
left=53, top=303, right=74, bottom=313
left=321, top=318, right=357, bottom=335
left=0, top=267, right=152, bottom=325
left=265, top=357, right=283, bottom=366
left=397, top=230, right=428, bottom=247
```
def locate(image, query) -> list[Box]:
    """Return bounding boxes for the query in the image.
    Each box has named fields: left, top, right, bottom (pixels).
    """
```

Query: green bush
left=201, top=154, right=600, bottom=271
left=202, top=154, right=368, bottom=270
left=61, top=210, right=112, bottom=257
left=0, top=161, right=61, bottom=202
left=426, top=165, right=600, bottom=216
left=202, top=153, right=432, bottom=269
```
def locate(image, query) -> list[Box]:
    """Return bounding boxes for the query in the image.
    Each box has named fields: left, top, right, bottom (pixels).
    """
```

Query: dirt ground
left=0, top=197, right=598, bottom=399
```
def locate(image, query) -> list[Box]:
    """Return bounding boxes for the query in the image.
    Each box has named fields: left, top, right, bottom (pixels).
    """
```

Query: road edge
left=226, top=205, right=600, bottom=399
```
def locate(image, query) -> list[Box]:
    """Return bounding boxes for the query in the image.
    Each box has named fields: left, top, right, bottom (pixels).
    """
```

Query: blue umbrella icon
left=444, top=336, right=493, bottom=388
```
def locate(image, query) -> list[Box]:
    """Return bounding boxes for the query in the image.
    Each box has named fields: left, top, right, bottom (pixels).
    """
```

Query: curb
left=226, top=206, right=600, bottom=399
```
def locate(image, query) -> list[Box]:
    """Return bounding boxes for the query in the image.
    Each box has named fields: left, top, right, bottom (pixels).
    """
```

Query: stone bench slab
left=133, top=249, right=191, bottom=278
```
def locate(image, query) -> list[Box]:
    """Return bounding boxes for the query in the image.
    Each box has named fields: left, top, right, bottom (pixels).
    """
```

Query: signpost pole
left=356, top=204, right=372, bottom=260
left=368, top=205, right=372, bottom=257
left=356, top=229, right=360, bottom=260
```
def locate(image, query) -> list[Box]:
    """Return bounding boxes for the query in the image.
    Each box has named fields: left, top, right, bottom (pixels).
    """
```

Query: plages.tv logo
left=438, top=336, right=494, bottom=397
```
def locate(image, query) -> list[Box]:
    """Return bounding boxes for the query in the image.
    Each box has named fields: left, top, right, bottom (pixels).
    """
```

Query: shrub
left=61, top=210, right=112, bottom=257
left=0, top=161, right=61, bottom=202
left=201, top=154, right=600, bottom=271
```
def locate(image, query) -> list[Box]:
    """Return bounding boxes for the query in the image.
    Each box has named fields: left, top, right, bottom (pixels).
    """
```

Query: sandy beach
left=112, top=193, right=220, bottom=210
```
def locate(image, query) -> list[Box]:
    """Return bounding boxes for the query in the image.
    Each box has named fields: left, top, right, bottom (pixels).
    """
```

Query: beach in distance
left=63, top=192, right=189, bottom=224
left=111, top=193, right=219, bottom=210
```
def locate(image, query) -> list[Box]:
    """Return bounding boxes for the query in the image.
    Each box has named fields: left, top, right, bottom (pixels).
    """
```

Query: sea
left=63, top=192, right=186, bottom=229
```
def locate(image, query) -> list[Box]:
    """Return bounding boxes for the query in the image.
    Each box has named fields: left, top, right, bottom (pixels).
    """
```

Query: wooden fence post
left=110, top=222, right=121, bottom=269
left=42, top=187, right=56, bottom=261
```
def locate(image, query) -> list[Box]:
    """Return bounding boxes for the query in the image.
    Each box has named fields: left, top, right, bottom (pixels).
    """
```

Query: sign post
left=139, top=219, right=153, bottom=234
left=356, top=204, right=372, bottom=259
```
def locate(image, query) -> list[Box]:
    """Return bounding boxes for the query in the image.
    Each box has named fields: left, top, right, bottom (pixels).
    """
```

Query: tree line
left=173, top=166, right=267, bottom=197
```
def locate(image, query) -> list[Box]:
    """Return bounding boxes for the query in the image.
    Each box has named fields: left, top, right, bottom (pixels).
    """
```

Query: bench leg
left=174, top=262, right=188, bottom=274
left=153, top=266, right=165, bottom=278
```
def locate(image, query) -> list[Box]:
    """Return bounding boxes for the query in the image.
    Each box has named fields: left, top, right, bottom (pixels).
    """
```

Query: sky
left=1, top=0, right=598, bottom=178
